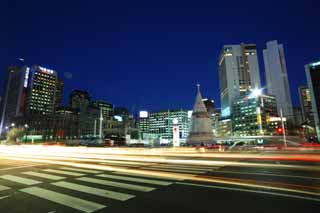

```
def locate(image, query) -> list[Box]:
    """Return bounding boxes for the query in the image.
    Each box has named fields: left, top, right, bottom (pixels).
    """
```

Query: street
left=0, top=145, right=319, bottom=213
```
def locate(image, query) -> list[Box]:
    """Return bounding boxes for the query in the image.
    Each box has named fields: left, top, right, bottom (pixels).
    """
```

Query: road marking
left=0, top=195, right=11, bottom=200
left=0, top=175, right=42, bottom=185
left=59, top=167, right=102, bottom=174
left=77, top=177, right=155, bottom=192
left=22, top=171, right=65, bottom=181
left=97, top=174, right=172, bottom=186
left=142, top=167, right=206, bottom=174
left=20, top=186, right=106, bottom=212
left=212, top=170, right=320, bottom=181
left=0, top=185, right=11, bottom=191
left=42, top=169, right=85, bottom=177
left=175, top=182, right=320, bottom=202
left=113, top=171, right=185, bottom=181
left=52, top=181, right=135, bottom=201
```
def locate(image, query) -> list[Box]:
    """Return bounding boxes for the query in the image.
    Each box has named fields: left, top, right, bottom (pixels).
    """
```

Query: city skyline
left=2, top=0, right=320, bottom=112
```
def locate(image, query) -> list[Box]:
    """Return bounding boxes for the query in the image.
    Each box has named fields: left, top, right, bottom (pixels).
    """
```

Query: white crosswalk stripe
left=0, top=175, right=42, bottom=185
left=0, top=185, right=11, bottom=191
left=77, top=177, right=155, bottom=192
left=52, top=181, right=135, bottom=201
left=59, top=167, right=102, bottom=174
left=42, top=169, right=85, bottom=177
left=20, top=187, right=106, bottom=213
left=97, top=174, right=172, bottom=186
left=22, top=171, right=65, bottom=181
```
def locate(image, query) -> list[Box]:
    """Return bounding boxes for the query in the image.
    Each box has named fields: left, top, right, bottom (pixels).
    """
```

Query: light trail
left=0, top=154, right=319, bottom=198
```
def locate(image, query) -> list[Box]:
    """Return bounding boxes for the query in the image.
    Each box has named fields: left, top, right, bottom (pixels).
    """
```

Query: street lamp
left=11, top=123, right=15, bottom=127
left=248, top=88, right=263, bottom=99
left=23, top=124, right=29, bottom=143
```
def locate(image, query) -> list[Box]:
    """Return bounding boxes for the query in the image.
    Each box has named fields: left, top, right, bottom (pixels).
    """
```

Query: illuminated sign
left=269, top=117, right=287, bottom=122
left=114, top=115, right=123, bottom=122
left=310, top=61, right=320, bottom=67
left=24, top=67, right=30, bottom=88
left=139, top=111, right=148, bottom=118
left=39, top=66, right=55, bottom=74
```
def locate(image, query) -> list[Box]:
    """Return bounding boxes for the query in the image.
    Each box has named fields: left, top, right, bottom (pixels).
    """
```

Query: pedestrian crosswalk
left=22, top=171, right=66, bottom=180
left=20, top=187, right=106, bottom=213
left=0, top=163, right=218, bottom=212
left=0, top=174, right=42, bottom=185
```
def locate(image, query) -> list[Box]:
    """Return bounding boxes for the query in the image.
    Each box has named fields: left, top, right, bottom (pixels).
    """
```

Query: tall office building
left=232, top=93, right=278, bottom=136
left=263, top=40, right=293, bottom=121
left=26, top=65, right=58, bottom=114
left=0, top=66, right=30, bottom=136
left=218, top=43, right=261, bottom=117
left=298, top=86, right=314, bottom=125
left=69, top=90, right=90, bottom=112
left=305, top=61, right=320, bottom=139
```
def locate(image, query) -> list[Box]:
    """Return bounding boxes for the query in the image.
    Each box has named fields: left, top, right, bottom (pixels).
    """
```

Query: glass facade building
left=232, top=94, right=278, bottom=136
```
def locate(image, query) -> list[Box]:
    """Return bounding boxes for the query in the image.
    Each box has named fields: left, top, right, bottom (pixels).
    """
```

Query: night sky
left=2, top=0, right=320, bottom=113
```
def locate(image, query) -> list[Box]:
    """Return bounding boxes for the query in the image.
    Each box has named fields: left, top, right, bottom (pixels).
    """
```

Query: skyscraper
left=218, top=43, right=261, bottom=117
left=305, top=61, right=320, bottom=139
left=298, top=85, right=314, bottom=125
left=26, top=65, right=58, bottom=114
left=263, top=40, right=293, bottom=121
left=0, top=66, right=30, bottom=136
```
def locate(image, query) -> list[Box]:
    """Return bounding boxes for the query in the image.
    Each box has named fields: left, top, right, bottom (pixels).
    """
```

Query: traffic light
left=276, top=127, right=283, bottom=134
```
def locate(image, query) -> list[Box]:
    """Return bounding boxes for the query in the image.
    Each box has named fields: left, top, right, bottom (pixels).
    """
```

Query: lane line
left=52, top=181, right=135, bottom=201
left=59, top=167, right=102, bottom=174
left=175, top=182, right=320, bottom=203
left=77, top=177, right=155, bottom=192
left=212, top=170, right=320, bottom=181
left=142, top=167, right=206, bottom=174
left=0, top=175, right=42, bottom=185
left=0, top=195, right=11, bottom=200
left=42, top=169, right=85, bottom=177
left=97, top=174, right=172, bottom=186
left=20, top=187, right=106, bottom=212
left=22, top=171, right=65, bottom=181
left=113, top=171, right=185, bottom=181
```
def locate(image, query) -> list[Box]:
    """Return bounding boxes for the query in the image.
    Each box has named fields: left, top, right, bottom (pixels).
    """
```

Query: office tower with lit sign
left=0, top=66, right=30, bottom=136
left=26, top=65, right=58, bottom=114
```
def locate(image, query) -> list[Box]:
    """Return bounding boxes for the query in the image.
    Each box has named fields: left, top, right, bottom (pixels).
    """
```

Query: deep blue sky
left=2, top=0, right=320, bottom=112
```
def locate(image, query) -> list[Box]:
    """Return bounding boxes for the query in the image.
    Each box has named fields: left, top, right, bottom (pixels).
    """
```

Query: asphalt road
left=0, top=146, right=319, bottom=213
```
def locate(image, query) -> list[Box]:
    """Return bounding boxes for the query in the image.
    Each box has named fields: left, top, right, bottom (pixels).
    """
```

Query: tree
left=6, top=128, right=25, bottom=144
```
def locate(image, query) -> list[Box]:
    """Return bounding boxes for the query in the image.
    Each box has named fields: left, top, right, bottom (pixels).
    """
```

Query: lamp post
left=280, top=108, right=287, bottom=148
left=24, top=124, right=29, bottom=143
